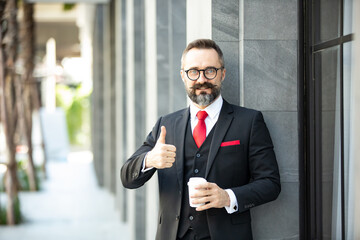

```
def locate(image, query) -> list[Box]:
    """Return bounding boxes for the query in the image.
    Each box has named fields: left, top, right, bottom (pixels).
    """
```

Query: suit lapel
left=205, top=101, right=234, bottom=178
left=174, top=108, right=190, bottom=191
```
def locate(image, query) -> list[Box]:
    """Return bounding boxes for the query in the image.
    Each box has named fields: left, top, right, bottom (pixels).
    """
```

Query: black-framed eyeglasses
left=183, top=67, right=224, bottom=81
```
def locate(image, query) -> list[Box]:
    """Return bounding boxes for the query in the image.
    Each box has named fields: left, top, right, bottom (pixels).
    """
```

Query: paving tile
left=0, top=151, right=130, bottom=240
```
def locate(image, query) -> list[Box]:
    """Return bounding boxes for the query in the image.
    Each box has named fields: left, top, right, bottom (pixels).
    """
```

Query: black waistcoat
left=177, top=119, right=216, bottom=239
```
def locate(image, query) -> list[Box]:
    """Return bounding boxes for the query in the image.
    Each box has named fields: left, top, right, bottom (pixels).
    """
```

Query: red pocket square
left=220, top=140, right=240, bottom=147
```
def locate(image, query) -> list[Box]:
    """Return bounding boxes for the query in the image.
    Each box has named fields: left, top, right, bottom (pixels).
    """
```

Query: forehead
left=183, top=48, right=221, bottom=69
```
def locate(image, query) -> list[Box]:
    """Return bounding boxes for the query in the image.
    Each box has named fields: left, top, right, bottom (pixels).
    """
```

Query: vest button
left=189, top=215, right=194, bottom=221
left=194, top=169, right=199, bottom=174
left=196, top=153, right=201, bottom=158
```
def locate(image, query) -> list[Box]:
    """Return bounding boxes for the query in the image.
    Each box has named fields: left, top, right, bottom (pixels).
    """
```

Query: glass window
left=314, top=46, right=340, bottom=239
left=314, top=0, right=341, bottom=44
left=306, top=0, right=355, bottom=239
left=343, top=41, right=353, bottom=240
left=344, top=0, right=353, bottom=35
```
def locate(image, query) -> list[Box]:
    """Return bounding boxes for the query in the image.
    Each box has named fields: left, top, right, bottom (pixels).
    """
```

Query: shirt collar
left=190, top=95, right=223, bottom=120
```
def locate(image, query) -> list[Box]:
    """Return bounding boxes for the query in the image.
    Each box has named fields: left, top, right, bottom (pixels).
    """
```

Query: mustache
left=190, top=82, right=217, bottom=90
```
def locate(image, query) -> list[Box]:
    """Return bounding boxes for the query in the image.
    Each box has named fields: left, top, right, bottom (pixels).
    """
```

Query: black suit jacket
left=121, top=100, right=281, bottom=240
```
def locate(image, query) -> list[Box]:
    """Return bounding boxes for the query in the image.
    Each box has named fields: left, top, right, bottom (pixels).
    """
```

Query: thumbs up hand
left=145, top=126, right=177, bottom=169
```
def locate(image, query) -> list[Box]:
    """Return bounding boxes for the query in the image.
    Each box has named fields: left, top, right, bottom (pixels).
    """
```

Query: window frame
left=301, top=0, right=354, bottom=239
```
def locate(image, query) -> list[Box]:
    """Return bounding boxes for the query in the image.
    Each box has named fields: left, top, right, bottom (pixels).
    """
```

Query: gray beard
left=187, top=88, right=220, bottom=107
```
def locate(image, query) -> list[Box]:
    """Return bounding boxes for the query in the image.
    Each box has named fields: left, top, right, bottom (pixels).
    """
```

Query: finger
left=157, top=126, right=167, bottom=144
left=164, top=158, right=175, bottom=165
left=194, top=182, right=211, bottom=190
left=196, top=202, right=213, bottom=211
left=191, top=190, right=210, bottom=199
left=166, top=144, right=177, bottom=152
left=162, top=144, right=176, bottom=152
left=160, top=150, right=175, bottom=159
left=165, top=151, right=176, bottom=158
left=191, top=195, right=210, bottom=205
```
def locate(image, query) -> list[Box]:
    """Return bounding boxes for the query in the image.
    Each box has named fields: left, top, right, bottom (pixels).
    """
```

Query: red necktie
left=193, top=111, right=208, bottom=148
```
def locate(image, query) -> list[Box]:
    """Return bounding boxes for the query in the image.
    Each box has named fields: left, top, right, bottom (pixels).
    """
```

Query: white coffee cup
left=187, top=177, right=207, bottom=208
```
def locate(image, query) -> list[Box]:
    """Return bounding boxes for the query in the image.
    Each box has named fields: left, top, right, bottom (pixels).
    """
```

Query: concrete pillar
left=157, top=0, right=187, bottom=116
left=156, top=0, right=171, bottom=116
left=125, top=0, right=136, bottom=239
left=186, top=0, right=211, bottom=43
left=145, top=0, right=158, bottom=239
left=109, top=0, right=117, bottom=194
left=169, top=0, right=187, bottom=111
left=120, top=0, right=128, bottom=222
left=44, top=38, right=56, bottom=111
left=92, top=6, right=105, bottom=186
left=141, top=1, right=187, bottom=238
left=115, top=0, right=126, bottom=220
left=103, top=4, right=113, bottom=192
left=133, top=0, right=147, bottom=239
left=100, top=1, right=117, bottom=194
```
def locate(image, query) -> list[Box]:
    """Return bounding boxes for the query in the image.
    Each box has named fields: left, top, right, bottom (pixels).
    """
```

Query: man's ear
left=180, top=70, right=185, bottom=82
left=221, top=68, right=226, bottom=82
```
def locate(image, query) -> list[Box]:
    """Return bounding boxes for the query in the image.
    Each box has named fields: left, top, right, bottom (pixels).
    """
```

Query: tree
left=0, top=0, right=21, bottom=225
left=19, top=1, right=38, bottom=191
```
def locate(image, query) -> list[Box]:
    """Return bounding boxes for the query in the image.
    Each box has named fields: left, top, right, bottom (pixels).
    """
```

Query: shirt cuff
left=141, top=153, right=154, bottom=172
left=224, top=189, right=238, bottom=214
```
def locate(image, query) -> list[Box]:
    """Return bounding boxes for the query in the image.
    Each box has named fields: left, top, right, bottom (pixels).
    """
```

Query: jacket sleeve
left=120, top=117, right=162, bottom=189
left=232, top=111, right=281, bottom=213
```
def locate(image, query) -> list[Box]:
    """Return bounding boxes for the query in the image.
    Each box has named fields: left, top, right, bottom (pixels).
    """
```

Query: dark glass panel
left=314, top=46, right=340, bottom=239
left=314, top=0, right=341, bottom=44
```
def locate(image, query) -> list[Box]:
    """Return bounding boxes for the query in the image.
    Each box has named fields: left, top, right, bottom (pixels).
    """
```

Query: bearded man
left=121, top=39, right=281, bottom=240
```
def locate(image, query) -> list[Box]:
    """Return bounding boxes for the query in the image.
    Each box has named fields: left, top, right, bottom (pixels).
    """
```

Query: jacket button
left=196, top=153, right=201, bottom=158
left=194, top=169, right=199, bottom=174
left=189, top=216, right=194, bottom=221
left=176, top=216, right=180, bottom=221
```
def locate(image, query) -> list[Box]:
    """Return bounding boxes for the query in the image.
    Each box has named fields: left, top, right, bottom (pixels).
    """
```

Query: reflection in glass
left=314, top=0, right=341, bottom=44
left=314, top=42, right=354, bottom=239
left=314, top=46, right=340, bottom=239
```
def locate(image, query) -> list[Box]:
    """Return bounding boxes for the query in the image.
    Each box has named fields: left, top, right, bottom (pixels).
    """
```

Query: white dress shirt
left=189, top=96, right=238, bottom=214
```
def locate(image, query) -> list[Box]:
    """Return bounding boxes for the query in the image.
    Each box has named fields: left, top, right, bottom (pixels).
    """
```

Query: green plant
left=56, top=84, right=91, bottom=146
left=16, top=160, right=41, bottom=191
left=0, top=197, right=22, bottom=225
left=0, top=205, right=6, bottom=224
left=63, top=3, right=75, bottom=11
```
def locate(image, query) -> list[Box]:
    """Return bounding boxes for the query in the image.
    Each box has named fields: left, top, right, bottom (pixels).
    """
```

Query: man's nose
left=197, top=71, right=208, bottom=84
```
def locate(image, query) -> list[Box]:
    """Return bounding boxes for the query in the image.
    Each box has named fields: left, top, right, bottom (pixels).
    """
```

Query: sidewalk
left=0, top=151, right=130, bottom=240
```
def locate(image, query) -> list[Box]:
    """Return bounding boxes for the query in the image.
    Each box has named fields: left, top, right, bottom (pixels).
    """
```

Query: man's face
left=181, top=48, right=226, bottom=108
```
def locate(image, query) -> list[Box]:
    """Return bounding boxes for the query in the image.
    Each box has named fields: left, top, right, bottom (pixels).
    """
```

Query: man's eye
left=206, top=68, right=215, bottom=74
left=189, top=70, right=198, bottom=75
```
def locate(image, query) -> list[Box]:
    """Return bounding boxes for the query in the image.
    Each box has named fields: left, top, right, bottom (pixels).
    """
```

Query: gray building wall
left=91, top=0, right=300, bottom=239
left=212, top=1, right=299, bottom=238
left=244, top=1, right=299, bottom=239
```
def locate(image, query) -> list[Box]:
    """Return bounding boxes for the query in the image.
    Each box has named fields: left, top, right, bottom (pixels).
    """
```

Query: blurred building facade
left=90, top=0, right=360, bottom=240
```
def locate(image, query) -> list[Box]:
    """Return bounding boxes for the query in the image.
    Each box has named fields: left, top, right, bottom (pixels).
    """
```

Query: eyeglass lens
left=187, top=67, right=218, bottom=80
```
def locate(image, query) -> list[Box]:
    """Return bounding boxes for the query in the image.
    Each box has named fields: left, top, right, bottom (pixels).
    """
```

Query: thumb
left=157, top=126, right=166, bottom=144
